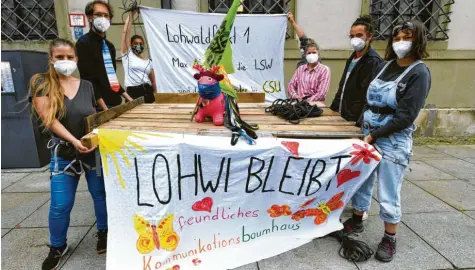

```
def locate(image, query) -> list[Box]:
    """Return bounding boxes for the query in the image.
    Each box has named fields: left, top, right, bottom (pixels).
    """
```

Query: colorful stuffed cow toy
left=192, top=64, right=225, bottom=126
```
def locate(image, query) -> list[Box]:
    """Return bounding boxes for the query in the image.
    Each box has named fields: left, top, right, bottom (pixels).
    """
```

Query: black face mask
left=132, top=44, right=143, bottom=54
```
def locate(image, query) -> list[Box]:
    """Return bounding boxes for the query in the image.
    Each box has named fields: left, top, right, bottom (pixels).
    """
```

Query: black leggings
left=126, top=84, right=155, bottom=103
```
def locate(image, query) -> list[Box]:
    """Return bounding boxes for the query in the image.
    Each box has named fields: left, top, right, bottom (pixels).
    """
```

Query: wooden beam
left=96, top=123, right=362, bottom=139
left=127, top=107, right=341, bottom=116
left=154, top=93, right=265, bottom=104
left=100, top=120, right=361, bottom=132
left=81, top=132, right=98, bottom=149
left=114, top=117, right=355, bottom=126
left=85, top=97, right=144, bottom=133
left=119, top=113, right=347, bottom=122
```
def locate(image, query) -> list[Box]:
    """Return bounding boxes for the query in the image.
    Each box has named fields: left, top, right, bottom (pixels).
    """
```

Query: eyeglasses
left=393, top=22, right=414, bottom=36
left=93, top=12, right=110, bottom=19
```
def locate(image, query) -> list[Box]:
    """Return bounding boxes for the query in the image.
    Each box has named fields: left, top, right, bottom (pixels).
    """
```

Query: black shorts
left=126, top=84, right=155, bottom=103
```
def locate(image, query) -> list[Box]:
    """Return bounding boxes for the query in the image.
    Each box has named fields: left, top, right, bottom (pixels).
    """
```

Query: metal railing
left=208, top=0, right=292, bottom=39
left=370, top=0, right=454, bottom=40
left=1, top=0, right=58, bottom=42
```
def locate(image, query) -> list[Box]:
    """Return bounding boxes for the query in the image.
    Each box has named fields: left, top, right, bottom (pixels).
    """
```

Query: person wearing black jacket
left=330, top=16, right=382, bottom=122
left=76, top=1, right=132, bottom=111
left=341, top=20, right=431, bottom=263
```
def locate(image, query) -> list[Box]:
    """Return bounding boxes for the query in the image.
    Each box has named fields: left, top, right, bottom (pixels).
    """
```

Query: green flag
left=203, top=0, right=241, bottom=97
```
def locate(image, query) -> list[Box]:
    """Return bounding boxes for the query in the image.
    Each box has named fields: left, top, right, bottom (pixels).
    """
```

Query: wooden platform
left=81, top=95, right=362, bottom=148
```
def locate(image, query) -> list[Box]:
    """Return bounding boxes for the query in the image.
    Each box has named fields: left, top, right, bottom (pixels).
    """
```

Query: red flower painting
left=267, top=204, right=292, bottom=218
left=349, top=143, right=381, bottom=165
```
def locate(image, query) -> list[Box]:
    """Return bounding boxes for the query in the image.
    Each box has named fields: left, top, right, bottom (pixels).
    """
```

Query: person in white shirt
left=121, top=10, right=156, bottom=103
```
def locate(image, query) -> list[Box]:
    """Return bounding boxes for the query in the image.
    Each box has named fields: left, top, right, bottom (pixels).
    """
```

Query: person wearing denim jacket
left=29, top=39, right=108, bottom=270
left=342, top=20, right=431, bottom=263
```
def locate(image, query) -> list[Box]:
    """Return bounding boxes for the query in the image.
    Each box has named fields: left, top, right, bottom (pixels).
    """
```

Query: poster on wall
left=140, top=7, right=287, bottom=102
left=98, top=129, right=381, bottom=270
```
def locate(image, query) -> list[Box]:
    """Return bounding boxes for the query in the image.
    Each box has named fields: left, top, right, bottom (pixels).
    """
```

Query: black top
left=36, top=79, right=96, bottom=139
left=76, top=30, right=125, bottom=107
left=330, top=48, right=383, bottom=122
left=366, top=60, right=431, bottom=139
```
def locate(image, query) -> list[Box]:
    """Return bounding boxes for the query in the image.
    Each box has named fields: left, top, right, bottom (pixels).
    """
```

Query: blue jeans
left=352, top=127, right=413, bottom=224
left=49, top=157, right=108, bottom=247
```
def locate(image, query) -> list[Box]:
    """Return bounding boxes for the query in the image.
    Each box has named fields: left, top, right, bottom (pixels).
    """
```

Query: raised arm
left=121, top=11, right=135, bottom=54
left=287, top=12, right=305, bottom=38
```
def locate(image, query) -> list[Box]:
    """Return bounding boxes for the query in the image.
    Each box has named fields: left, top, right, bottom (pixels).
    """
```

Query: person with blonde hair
left=29, top=38, right=108, bottom=270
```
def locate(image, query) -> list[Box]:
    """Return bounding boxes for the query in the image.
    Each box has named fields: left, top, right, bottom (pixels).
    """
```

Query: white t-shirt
left=121, top=50, right=153, bottom=87
left=339, top=56, right=361, bottom=112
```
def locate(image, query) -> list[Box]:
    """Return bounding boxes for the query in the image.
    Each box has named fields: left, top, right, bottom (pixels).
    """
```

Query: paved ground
left=2, top=145, right=475, bottom=270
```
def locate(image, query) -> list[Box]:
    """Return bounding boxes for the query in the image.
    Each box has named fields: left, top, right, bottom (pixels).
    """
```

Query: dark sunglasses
left=392, top=22, right=414, bottom=36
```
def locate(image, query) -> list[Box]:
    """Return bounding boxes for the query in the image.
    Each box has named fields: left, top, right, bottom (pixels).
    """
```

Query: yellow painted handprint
left=98, top=129, right=170, bottom=188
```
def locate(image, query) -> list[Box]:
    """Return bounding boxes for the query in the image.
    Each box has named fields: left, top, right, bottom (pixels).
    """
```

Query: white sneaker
left=362, top=211, right=369, bottom=221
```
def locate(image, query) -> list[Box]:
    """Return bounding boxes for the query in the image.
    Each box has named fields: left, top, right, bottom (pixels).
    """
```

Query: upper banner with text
left=140, top=7, right=287, bottom=102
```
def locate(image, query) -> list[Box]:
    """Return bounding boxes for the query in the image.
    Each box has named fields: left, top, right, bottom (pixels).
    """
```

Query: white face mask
left=53, top=60, right=77, bottom=77
left=306, top=53, right=319, bottom=64
left=392, top=41, right=412, bottom=59
left=93, top=17, right=110, bottom=33
left=350, top=37, right=366, bottom=52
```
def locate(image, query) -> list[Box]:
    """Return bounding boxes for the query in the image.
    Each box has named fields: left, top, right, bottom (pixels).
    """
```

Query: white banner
left=140, top=7, right=287, bottom=102
left=98, top=129, right=381, bottom=270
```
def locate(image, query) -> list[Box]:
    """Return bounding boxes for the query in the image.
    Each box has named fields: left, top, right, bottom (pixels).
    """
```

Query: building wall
left=171, top=0, right=199, bottom=12
left=295, top=0, right=360, bottom=49
left=447, top=0, right=475, bottom=50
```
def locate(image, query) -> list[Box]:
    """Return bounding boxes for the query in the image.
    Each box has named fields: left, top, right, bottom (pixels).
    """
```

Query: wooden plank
left=149, top=103, right=271, bottom=108
left=154, top=93, right=265, bottom=104
left=97, top=123, right=362, bottom=138
left=147, top=102, right=329, bottom=109
left=127, top=108, right=340, bottom=117
left=115, top=116, right=355, bottom=126
left=119, top=113, right=348, bottom=122
left=81, top=132, right=98, bottom=149
left=85, top=97, right=144, bottom=132
left=101, top=120, right=360, bottom=132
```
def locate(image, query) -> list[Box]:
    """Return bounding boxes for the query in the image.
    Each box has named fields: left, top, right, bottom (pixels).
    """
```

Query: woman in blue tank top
left=342, top=20, right=431, bottom=262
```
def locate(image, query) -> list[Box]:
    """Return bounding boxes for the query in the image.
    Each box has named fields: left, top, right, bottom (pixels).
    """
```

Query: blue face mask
left=198, top=82, right=221, bottom=99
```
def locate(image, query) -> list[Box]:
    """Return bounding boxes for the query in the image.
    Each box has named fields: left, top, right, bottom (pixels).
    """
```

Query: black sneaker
left=42, top=244, right=68, bottom=270
left=342, top=217, right=364, bottom=234
left=375, top=236, right=397, bottom=262
left=96, top=230, right=107, bottom=254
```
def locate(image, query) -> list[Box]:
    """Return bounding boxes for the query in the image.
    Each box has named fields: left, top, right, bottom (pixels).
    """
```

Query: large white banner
left=98, top=129, right=381, bottom=270
left=140, top=7, right=287, bottom=102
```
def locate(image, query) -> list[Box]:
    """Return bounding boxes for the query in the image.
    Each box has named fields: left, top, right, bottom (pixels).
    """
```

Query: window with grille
left=1, top=0, right=58, bottom=42
left=370, top=0, right=454, bottom=41
left=208, top=0, right=292, bottom=39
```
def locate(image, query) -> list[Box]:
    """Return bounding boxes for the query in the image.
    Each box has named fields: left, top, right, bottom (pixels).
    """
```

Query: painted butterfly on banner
left=305, top=192, right=345, bottom=225
left=133, top=214, right=180, bottom=254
